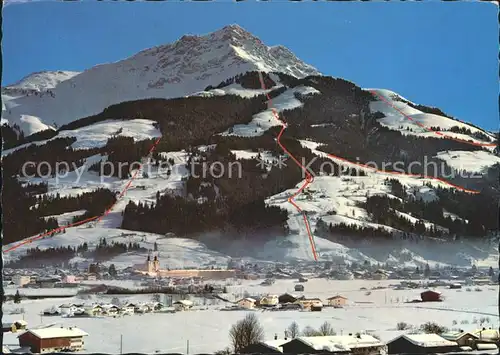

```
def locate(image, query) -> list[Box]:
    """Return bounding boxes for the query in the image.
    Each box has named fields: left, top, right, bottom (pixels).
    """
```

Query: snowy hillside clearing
left=367, top=89, right=496, bottom=149
left=299, top=139, right=479, bottom=194
left=192, top=82, right=281, bottom=98
left=220, top=85, right=320, bottom=137
left=435, top=150, right=500, bottom=174
left=2, top=119, right=162, bottom=156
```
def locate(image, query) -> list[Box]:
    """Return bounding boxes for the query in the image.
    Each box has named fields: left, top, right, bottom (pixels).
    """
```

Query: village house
left=281, top=334, right=386, bottom=355
left=260, top=295, right=279, bottom=307
left=101, top=304, right=120, bottom=316
left=236, top=298, right=256, bottom=309
left=278, top=293, right=300, bottom=304
left=12, top=275, right=31, bottom=287
left=62, top=275, right=77, bottom=283
left=240, top=339, right=287, bottom=353
left=83, top=304, right=102, bottom=316
left=327, top=295, right=348, bottom=307
left=372, top=269, right=389, bottom=280
left=294, top=284, right=305, bottom=292
left=2, top=320, right=28, bottom=333
left=386, top=333, right=460, bottom=354
left=18, top=327, right=88, bottom=353
left=120, top=303, right=136, bottom=315
left=295, top=298, right=323, bottom=311
left=441, top=331, right=479, bottom=349
left=420, top=290, right=442, bottom=302
left=173, top=300, right=193, bottom=311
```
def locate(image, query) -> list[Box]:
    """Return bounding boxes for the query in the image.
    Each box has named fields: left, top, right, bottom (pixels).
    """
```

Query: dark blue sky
left=3, top=1, right=498, bottom=130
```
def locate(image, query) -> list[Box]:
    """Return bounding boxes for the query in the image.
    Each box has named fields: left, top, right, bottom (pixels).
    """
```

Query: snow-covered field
left=3, top=279, right=498, bottom=354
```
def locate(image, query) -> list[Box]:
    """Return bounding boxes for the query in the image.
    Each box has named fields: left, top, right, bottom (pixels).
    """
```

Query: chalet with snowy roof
left=236, top=297, right=256, bottom=309
left=386, top=333, right=460, bottom=354
left=294, top=284, right=305, bottom=292
left=282, top=334, right=385, bottom=355
left=327, top=295, right=348, bottom=307
left=420, top=290, right=442, bottom=302
left=101, top=304, right=120, bottom=315
left=18, top=327, right=88, bottom=353
left=240, top=339, right=287, bottom=353
left=173, top=300, right=193, bottom=311
left=441, top=331, right=479, bottom=348
left=278, top=293, right=300, bottom=304
left=2, top=320, right=28, bottom=333
left=295, top=297, right=323, bottom=310
left=260, top=295, right=279, bottom=307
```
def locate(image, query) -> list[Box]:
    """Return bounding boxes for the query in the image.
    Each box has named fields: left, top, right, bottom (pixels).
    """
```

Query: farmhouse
left=18, top=327, right=88, bottom=353
left=12, top=275, right=31, bottom=286
left=236, top=298, right=256, bottom=309
left=386, top=333, right=460, bottom=354
left=173, top=300, right=193, bottom=311
left=240, top=339, right=287, bottom=353
left=420, top=290, right=442, bottom=302
left=278, top=293, right=299, bottom=304
left=2, top=320, right=28, bottom=333
left=327, top=295, right=348, bottom=307
left=260, top=295, right=279, bottom=307
left=281, top=334, right=385, bottom=354
left=294, top=284, right=305, bottom=292
left=441, top=331, right=479, bottom=347
left=295, top=297, right=322, bottom=308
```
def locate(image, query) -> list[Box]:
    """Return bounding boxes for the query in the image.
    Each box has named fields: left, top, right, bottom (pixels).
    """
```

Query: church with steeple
left=135, top=252, right=237, bottom=280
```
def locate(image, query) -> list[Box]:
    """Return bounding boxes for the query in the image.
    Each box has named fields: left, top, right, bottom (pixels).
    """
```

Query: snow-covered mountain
left=4, top=70, right=81, bottom=91
left=2, top=25, right=498, bottom=270
left=1, top=24, right=319, bottom=136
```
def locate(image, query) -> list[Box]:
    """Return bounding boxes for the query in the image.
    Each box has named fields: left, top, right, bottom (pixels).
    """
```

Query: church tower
left=153, top=255, right=160, bottom=272
left=146, top=254, right=154, bottom=273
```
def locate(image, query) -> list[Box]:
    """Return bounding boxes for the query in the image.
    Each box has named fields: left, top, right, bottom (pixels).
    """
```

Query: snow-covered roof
left=173, top=300, right=193, bottom=306
left=441, top=332, right=479, bottom=341
left=395, top=334, right=457, bottom=347
left=261, top=339, right=288, bottom=352
left=20, top=327, right=88, bottom=339
left=295, top=335, right=384, bottom=352
left=327, top=295, right=347, bottom=300
left=238, top=297, right=256, bottom=303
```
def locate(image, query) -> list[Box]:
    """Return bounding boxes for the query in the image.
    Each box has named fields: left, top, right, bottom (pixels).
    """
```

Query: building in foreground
left=386, top=333, right=460, bottom=354
left=281, top=334, right=386, bottom=355
left=18, top=327, right=88, bottom=353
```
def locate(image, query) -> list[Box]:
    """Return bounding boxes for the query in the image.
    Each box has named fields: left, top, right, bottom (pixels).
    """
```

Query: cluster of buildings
left=243, top=330, right=499, bottom=354
left=42, top=300, right=174, bottom=317
left=225, top=292, right=349, bottom=312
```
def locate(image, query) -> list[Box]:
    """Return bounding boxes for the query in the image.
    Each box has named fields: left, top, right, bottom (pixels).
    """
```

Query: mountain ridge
left=1, top=24, right=319, bottom=136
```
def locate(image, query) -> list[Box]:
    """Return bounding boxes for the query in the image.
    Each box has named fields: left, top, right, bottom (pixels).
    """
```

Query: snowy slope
left=435, top=150, right=500, bottom=174
left=221, top=85, right=320, bottom=137
left=2, top=119, right=162, bottom=156
left=4, top=70, right=81, bottom=91
left=367, top=88, right=497, bottom=149
left=2, top=25, right=320, bottom=136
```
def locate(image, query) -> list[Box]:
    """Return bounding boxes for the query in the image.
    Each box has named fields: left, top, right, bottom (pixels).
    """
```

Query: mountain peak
left=2, top=25, right=320, bottom=135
